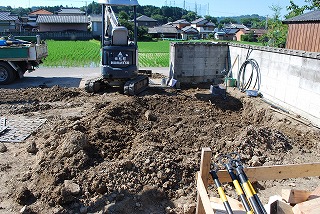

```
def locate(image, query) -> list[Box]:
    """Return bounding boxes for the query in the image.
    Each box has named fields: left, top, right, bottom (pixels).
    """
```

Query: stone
left=0, top=143, right=7, bottom=153
left=26, top=142, right=38, bottom=154
left=63, top=180, right=81, bottom=196
left=145, top=110, right=157, bottom=121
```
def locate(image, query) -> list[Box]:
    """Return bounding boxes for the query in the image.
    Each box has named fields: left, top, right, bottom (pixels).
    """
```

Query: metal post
left=101, top=4, right=106, bottom=47
left=134, top=5, right=138, bottom=48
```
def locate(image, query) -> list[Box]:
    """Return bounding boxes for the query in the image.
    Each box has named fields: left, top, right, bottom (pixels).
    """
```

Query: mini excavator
left=85, top=0, right=149, bottom=95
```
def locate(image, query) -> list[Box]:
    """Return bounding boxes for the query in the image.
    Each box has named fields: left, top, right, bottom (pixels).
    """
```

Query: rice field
left=43, top=40, right=171, bottom=67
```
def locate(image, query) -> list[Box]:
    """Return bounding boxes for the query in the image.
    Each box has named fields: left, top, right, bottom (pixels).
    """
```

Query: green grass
left=43, top=40, right=171, bottom=67
left=43, top=40, right=101, bottom=67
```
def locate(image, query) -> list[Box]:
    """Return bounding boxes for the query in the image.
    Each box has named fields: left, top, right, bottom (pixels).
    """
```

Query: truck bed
left=0, top=43, right=48, bottom=61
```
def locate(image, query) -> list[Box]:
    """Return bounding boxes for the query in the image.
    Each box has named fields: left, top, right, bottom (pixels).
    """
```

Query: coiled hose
left=237, top=48, right=261, bottom=92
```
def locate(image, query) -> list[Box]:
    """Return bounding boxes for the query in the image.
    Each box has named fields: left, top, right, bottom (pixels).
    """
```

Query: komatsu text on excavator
left=85, top=0, right=149, bottom=95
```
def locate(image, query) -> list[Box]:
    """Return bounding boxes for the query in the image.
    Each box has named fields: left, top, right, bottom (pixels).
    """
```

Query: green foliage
left=182, top=11, right=199, bottom=22
left=220, top=17, right=238, bottom=24
left=241, top=31, right=256, bottom=42
left=262, top=5, right=288, bottom=48
left=204, top=15, right=218, bottom=26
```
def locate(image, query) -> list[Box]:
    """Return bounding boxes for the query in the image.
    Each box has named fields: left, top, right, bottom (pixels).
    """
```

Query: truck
left=85, top=0, right=149, bottom=95
left=0, top=35, right=48, bottom=85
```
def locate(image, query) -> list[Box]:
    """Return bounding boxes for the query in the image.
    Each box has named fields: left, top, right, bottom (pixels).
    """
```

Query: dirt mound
left=0, top=87, right=319, bottom=214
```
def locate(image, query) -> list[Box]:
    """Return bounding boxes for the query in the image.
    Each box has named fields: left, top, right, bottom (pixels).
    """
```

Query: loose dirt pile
left=0, top=86, right=319, bottom=214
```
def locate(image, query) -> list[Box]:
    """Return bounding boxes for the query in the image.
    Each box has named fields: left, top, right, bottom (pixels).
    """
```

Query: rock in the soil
left=144, top=110, right=157, bottom=121
left=60, top=131, right=88, bottom=157
left=249, top=155, right=261, bottom=166
left=0, top=143, right=7, bottom=153
left=26, top=142, right=38, bottom=154
left=62, top=180, right=81, bottom=196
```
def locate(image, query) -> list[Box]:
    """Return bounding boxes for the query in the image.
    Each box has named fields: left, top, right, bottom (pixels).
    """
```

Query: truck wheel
left=0, top=62, right=16, bottom=85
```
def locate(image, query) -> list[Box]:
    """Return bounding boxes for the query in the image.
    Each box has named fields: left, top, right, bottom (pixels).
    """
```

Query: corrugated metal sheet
left=285, top=23, right=320, bottom=52
left=283, top=10, right=320, bottom=23
left=37, top=15, right=88, bottom=24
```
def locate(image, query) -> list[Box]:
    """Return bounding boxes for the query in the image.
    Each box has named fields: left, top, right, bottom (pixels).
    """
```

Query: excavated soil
left=0, top=85, right=319, bottom=214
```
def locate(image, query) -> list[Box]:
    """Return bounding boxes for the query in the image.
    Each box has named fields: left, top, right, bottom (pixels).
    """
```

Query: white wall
left=229, top=44, right=320, bottom=127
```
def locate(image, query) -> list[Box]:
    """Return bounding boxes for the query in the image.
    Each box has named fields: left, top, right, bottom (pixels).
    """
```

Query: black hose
left=237, top=48, right=261, bottom=92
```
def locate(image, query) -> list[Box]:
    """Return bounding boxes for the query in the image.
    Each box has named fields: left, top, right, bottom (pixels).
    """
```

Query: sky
left=6, top=0, right=309, bottom=18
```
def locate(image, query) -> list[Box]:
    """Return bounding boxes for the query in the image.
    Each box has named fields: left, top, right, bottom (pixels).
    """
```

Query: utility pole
left=165, top=0, right=167, bottom=6
left=195, top=1, right=197, bottom=14
left=265, top=15, right=268, bottom=29
left=183, top=0, right=186, bottom=10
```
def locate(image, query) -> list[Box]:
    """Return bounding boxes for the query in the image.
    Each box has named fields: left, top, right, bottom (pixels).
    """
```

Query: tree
left=181, top=11, right=198, bottom=22
left=286, top=0, right=308, bottom=18
left=219, top=17, right=238, bottom=24
left=204, top=15, right=218, bottom=26
left=260, top=5, right=287, bottom=47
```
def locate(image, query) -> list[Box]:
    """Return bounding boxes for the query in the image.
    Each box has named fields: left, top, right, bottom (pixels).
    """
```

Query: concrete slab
left=0, top=67, right=169, bottom=89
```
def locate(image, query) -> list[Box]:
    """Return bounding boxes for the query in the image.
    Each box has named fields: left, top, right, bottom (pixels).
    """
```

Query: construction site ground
left=0, top=68, right=319, bottom=214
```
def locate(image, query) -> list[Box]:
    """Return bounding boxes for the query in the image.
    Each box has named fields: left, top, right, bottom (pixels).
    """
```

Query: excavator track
left=124, top=75, right=149, bottom=95
left=84, top=77, right=104, bottom=93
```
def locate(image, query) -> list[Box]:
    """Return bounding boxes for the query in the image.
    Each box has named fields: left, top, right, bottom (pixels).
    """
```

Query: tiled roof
left=148, top=26, right=179, bottom=34
left=29, top=9, right=53, bottom=15
left=58, top=8, right=85, bottom=15
left=172, top=19, right=190, bottom=24
left=224, top=23, right=249, bottom=30
left=37, top=15, right=88, bottom=24
left=181, top=26, right=198, bottom=34
left=0, top=11, right=19, bottom=21
left=191, top=17, right=206, bottom=24
left=137, top=15, right=157, bottom=22
left=283, top=10, right=320, bottom=23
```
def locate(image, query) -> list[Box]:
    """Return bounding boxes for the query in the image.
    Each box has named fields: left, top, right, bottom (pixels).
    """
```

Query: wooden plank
left=197, top=172, right=215, bottom=214
left=210, top=196, right=245, bottom=214
left=206, top=162, right=320, bottom=184
left=282, top=189, right=311, bottom=204
left=308, top=186, right=320, bottom=200
left=270, top=200, right=294, bottom=214
left=292, top=197, right=320, bottom=214
left=196, top=148, right=213, bottom=214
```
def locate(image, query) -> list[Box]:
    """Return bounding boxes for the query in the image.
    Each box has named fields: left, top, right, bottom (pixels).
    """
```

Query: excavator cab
left=85, top=0, right=149, bottom=95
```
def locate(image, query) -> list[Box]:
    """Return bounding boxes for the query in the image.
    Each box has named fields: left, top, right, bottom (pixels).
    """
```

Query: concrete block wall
left=229, top=44, right=320, bottom=127
left=170, top=42, right=229, bottom=84
left=169, top=42, right=320, bottom=127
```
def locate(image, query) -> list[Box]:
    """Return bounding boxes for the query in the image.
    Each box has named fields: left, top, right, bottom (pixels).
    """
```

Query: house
left=223, top=23, right=249, bottom=41
left=23, top=9, right=53, bottom=32
left=214, top=28, right=239, bottom=41
left=283, top=10, right=320, bottom=52
left=172, top=19, right=190, bottom=29
left=180, top=26, right=199, bottom=40
left=89, top=15, right=102, bottom=37
left=57, top=8, right=86, bottom=16
left=136, top=15, right=157, bottom=27
left=37, top=15, right=88, bottom=32
left=0, top=11, right=20, bottom=32
left=148, top=25, right=180, bottom=39
left=191, top=18, right=215, bottom=39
